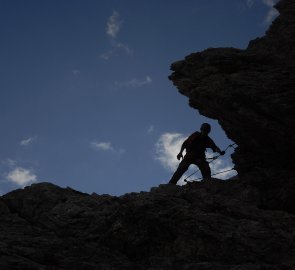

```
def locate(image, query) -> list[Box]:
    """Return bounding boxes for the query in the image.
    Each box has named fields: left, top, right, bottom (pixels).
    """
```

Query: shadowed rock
left=169, top=0, right=295, bottom=180
left=169, top=0, right=295, bottom=216
left=1, top=0, right=295, bottom=269
left=0, top=181, right=295, bottom=269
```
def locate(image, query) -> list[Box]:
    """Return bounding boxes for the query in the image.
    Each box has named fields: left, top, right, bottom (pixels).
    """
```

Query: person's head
left=200, top=123, right=211, bottom=135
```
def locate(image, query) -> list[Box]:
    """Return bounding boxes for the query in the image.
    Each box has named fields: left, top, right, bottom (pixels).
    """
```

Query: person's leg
left=197, top=160, right=211, bottom=180
left=169, top=157, right=191, bottom=184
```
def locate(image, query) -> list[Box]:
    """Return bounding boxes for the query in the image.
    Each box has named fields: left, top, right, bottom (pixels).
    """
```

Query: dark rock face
left=169, top=0, right=295, bottom=180
left=1, top=0, right=295, bottom=269
left=0, top=182, right=295, bottom=270
left=169, top=0, right=295, bottom=215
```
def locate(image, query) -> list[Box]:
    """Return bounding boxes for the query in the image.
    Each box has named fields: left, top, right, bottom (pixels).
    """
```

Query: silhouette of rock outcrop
left=1, top=181, right=295, bottom=269
left=1, top=0, right=295, bottom=269
left=170, top=0, right=295, bottom=176
left=170, top=0, right=295, bottom=180
left=169, top=0, right=295, bottom=215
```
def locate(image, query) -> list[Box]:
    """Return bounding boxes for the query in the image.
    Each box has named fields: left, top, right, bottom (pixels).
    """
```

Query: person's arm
left=209, top=138, right=225, bottom=155
left=177, top=140, right=187, bottom=160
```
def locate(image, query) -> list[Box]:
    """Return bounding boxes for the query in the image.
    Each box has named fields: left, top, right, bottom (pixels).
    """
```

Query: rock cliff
left=1, top=0, right=295, bottom=269
left=169, top=0, right=295, bottom=180
left=169, top=0, right=295, bottom=216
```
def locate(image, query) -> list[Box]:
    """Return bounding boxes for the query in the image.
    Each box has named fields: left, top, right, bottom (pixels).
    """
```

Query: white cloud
left=245, top=0, right=279, bottom=24
left=262, top=0, right=279, bottom=24
left=100, top=43, right=133, bottom=60
left=147, top=125, right=155, bottom=134
left=116, top=76, right=152, bottom=88
left=91, top=141, right=126, bottom=156
left=20, top=137, right=36, bottom=146
left=205, top=152, right=236, bottom=180
left=100, top=11, right=133, bottom=60
left=155, top=133, right=186, bottom=172
left=155, top=132, right=197, bottom=185
left=91, top=141, right=114, bottom=151
left=106, top=11, right=121, bottom=38
left=263, top=7, right=279, bottom=24
left=7, top=167, right=37, bottom=186
left=20, top=137, right=35, bottom=146
left=155, top=132, right=237, bottom=185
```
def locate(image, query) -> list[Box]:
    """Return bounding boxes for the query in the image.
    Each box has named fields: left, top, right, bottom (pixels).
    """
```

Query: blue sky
left=0, top=0, right=278, bottom=195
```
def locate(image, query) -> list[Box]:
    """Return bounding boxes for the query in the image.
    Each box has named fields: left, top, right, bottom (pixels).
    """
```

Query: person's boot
left=168, top=178, right=177, bottom=184
left=202, top=177, right=212, bottom=182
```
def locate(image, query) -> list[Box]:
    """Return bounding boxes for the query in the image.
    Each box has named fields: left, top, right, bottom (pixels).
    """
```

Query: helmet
left=200, top=123, right=211, bottom=133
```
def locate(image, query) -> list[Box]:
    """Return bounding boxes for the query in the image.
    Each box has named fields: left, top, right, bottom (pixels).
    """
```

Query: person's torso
left=186, top=132, right=212, bottom=158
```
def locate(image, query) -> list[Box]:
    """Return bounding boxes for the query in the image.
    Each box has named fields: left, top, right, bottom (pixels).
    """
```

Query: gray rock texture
left=1, top=0, right=295, bottom=269
left=0, top=181, right=295, bottom=270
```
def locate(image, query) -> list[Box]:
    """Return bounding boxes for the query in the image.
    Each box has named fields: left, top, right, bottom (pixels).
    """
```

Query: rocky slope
left=0, top=181, right=295, bottom=270
left=1, top=0, right=295, bottom=269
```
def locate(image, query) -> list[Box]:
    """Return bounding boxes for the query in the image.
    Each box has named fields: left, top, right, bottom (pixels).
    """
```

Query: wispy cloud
left=262, top=0, right=279, bottom=24
left=91, top=141, right=114, bottom=151
left=155, top=132, right=236, bottom=184
left=90, top=141, right=126, bottom=154
left=245, top=0, right=279, bottom=24
left=100, top=10, right=133, bottom=60
left=264, top=8, right=278, bottom=24
left=100, top=43, right=133, bottom=60
left=116, top=43, right=133, bottom=54
left=147, top=125, right=155, bottom=134
left=7, top=167, right=37, bottom=186
left=106, top=11, right=122, bottom=38
left=20, top=136, right=36, bottom=146
left=115, top=76, right=152, bottom=88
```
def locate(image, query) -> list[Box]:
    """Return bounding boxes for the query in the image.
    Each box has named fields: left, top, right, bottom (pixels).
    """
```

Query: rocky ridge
left=0, top=181, right=295, bottom=270
left=1, top=0, right=295, bottom=269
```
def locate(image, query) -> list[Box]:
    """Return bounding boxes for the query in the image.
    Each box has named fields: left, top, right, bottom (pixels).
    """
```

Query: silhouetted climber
left=169, top=123, right=225, bottom=184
